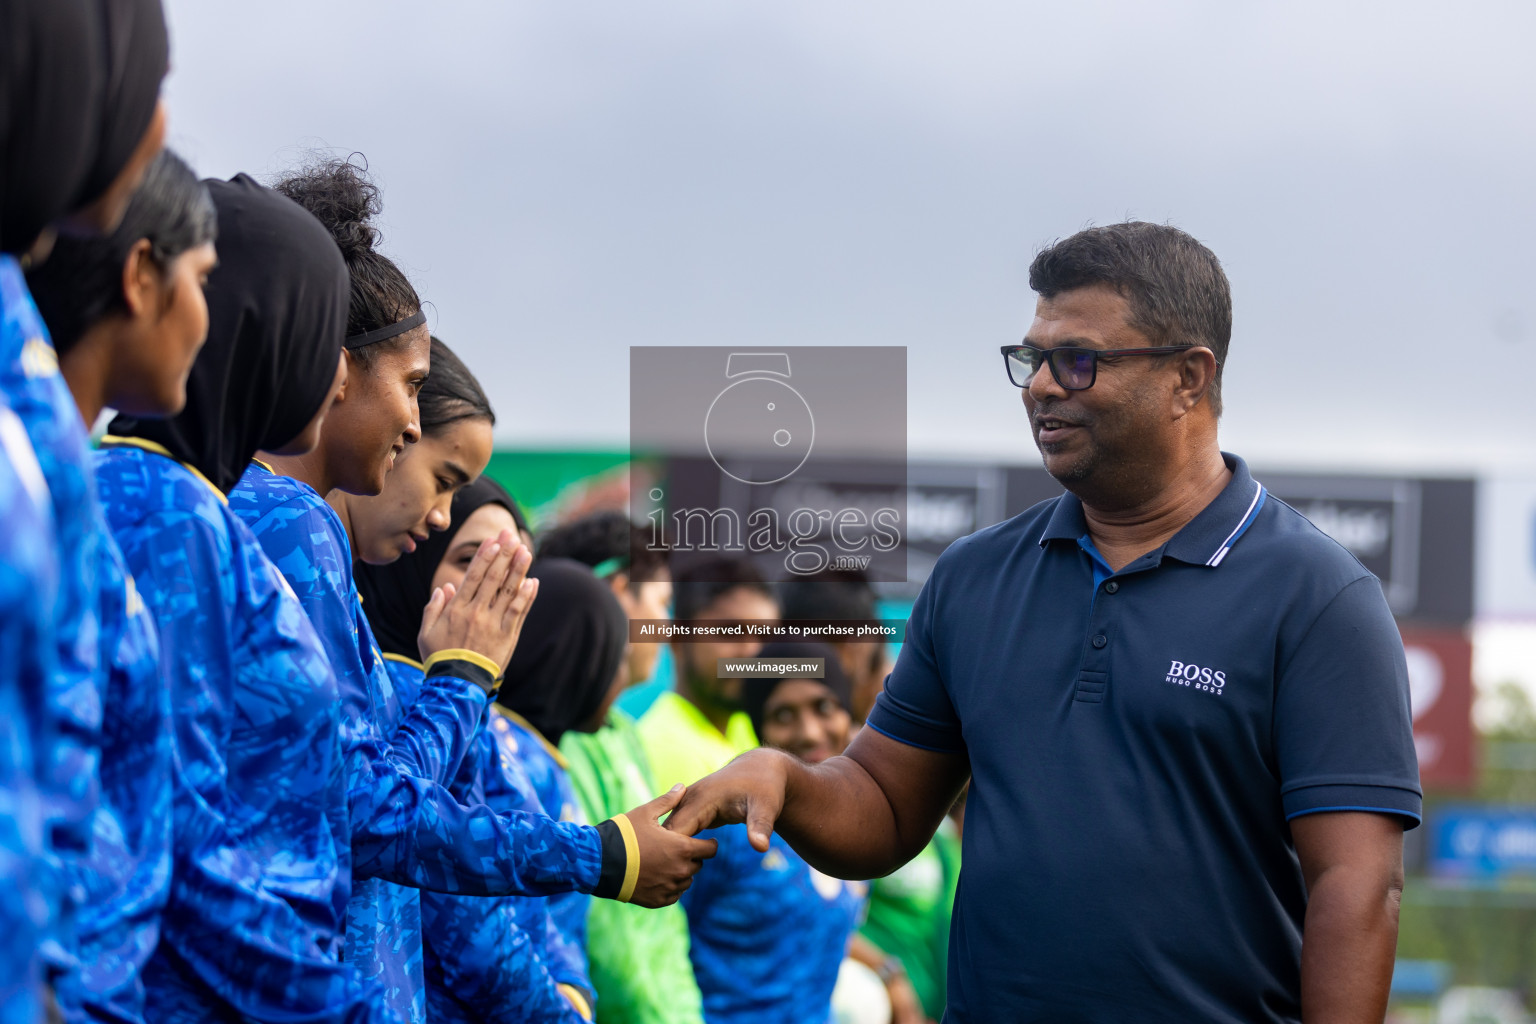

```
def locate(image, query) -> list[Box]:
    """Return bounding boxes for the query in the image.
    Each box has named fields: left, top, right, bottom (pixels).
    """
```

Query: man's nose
left=1026, top=357, right=1068, bottom=403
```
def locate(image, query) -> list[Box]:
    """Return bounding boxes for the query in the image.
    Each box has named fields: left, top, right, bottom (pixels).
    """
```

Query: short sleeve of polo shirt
left=1274, top=574, right=1421, bottom=825
left=866, top=560, right=964, bottom=755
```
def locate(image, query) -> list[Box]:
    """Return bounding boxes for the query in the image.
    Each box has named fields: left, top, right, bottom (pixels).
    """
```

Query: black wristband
left=424, top=655, right=498, bottom=696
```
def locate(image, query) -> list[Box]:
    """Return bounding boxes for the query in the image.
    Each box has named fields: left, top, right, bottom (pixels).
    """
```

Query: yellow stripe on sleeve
left=557, top=984, right=593, bottom=1020
left=609, top=813, right=640, bottom=903
left=422, top=648, right=500, bottom=679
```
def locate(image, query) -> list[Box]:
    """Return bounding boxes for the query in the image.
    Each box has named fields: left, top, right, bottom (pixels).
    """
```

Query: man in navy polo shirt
left=666, top=222, right=1420, bottom=1023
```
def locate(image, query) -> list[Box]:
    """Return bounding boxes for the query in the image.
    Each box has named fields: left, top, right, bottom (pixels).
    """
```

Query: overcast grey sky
left=160, top=0, right=1536, bottom=474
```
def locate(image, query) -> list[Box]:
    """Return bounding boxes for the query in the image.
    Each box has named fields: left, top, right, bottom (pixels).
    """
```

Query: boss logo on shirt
left=1164, top=660, right=1227, bottom=695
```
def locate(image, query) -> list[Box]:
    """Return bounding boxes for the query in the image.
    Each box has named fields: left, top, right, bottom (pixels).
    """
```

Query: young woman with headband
left=226, top=158, right=524, bottom=1023
left=231, top=159, right=714, bottom=1023
left=334, top=335, right=499, bottom=568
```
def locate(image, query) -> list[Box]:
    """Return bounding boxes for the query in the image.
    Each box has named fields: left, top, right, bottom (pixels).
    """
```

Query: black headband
left=346, top=308, right=426, bottom=349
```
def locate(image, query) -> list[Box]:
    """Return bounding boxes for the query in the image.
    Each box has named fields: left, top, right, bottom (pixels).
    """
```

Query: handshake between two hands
left=615, top=750, right=790, bottom=908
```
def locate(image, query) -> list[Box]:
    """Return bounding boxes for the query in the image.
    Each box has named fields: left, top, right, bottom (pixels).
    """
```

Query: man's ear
left=120, top=239, right=157, bottom=318
left=1172, top=346, right=1218, bottom=417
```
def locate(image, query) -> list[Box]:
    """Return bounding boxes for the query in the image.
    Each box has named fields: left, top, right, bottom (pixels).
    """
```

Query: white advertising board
left=1477, top=477, right=1536, bottom=619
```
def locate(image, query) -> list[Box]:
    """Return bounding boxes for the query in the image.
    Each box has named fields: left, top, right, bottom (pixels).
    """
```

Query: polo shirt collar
left=1040, top=488, right=1090, bottom=545
left=1039, top=452, right=1267, bottom=569
left=1163, top=454, right=1266, bottom=567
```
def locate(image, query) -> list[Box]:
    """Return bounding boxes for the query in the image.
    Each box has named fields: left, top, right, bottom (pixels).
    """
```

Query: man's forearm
left=1299, top=866, right=1401, bottom=1023
left=772, top=751, right=912, bottom=879
left=665, top=728, right=969, bottom=881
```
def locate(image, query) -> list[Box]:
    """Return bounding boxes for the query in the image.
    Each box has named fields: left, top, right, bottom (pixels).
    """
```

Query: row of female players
left=0, top=2, right=720, bottom=1021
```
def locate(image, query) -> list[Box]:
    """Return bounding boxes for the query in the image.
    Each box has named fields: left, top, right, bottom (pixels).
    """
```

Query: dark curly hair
left=272, top=154, right=421, bottom=366
left=421, top=335, right=494, bottom=435
left=537, top=510, right=669, bottom=586
left=25, top=149, right=216, bottom=355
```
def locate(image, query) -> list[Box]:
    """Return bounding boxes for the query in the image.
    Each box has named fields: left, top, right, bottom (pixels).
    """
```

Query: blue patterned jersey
left=0, top=256, right=103, bottom=969
left=682, top=826, right=866, bottom=1024
left=95, top=442, right=392, bottom=1024
left=0, top=402, right=59, bottom=1024
left=4, top=259, right=177, bottom=1024
left=403, top=661, right=589, bottom=1024
left=231, top=464, right=494, bottom=1024
left=56, top=534, right=172, bottom=1024
left=493, top=712, right=594, bottom=992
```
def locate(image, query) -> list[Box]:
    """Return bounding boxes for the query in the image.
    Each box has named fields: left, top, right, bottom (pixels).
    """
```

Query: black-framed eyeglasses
left=999, top=344, right=1206, bottom=391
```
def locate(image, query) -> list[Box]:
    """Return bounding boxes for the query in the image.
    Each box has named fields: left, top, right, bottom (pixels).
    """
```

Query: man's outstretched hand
left=621, top=785, right=720, bottom=908
left=661, top=748, right=796, bottom=853
left=665, top=728, right=970, bottom=883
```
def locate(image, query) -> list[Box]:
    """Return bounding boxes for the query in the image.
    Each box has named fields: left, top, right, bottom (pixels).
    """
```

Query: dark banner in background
left=655, top=455, right=1476, bottom=621
left=663, top=457, right=1477, bottom=622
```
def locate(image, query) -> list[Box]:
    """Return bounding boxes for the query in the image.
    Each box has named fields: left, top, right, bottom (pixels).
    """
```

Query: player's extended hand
left=661, top=747, right=794, bottom=853
left=417, top=528, right=539, bottom=674
left=620, top=785, right=719, bottom=908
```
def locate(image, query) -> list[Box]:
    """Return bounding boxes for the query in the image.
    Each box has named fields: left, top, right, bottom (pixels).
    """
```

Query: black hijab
left=356, top=475, right=528, bottom=661
left=75, top=0, right=169, bottom=209
left=739, top=641, right=853, bottom=739
left=497, top=558, right=628, bottom=745
left=0, top=0, right=103, bottom=253
left=109, top=175, right=349, bottom=493
left=0, top=0, right=168, bottom=254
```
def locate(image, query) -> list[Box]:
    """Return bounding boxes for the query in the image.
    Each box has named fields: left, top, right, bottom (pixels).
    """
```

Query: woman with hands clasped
left=358, top=478, right=721, bottom=1023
